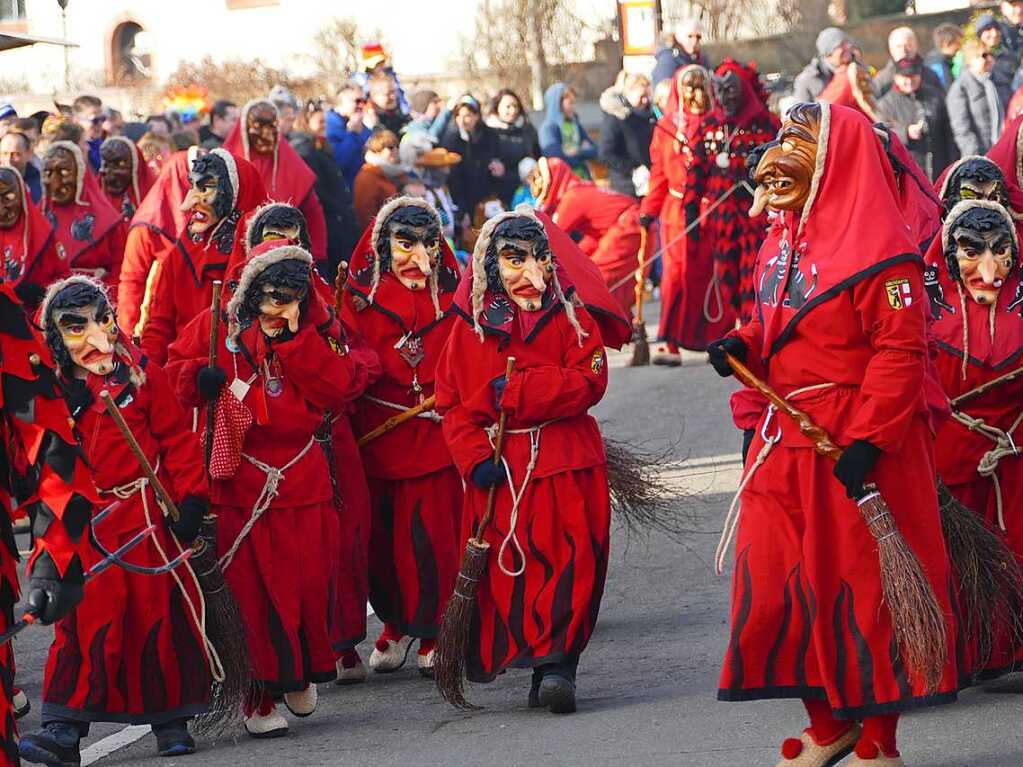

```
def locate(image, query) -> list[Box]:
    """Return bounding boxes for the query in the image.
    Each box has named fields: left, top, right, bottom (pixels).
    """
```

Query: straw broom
left=435, top=356, right=515, bottom=709
left=725, top=353, right=947, bottom=692
left=628, top=227, right=650, bottom=367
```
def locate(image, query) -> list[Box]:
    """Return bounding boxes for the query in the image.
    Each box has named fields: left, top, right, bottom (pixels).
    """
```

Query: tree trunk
left=526, top=0, right=548, bottom=111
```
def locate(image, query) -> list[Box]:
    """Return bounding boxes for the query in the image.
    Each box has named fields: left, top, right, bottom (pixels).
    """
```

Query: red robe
left=640, top=91, right=731, bottom=350
left=540, top=157, right=643, bottom=314
left=719, top=104, right=958, bottom=718
left=140, top=151, right=266, bottom=365
left=167, top=291, right=363, bottom=692
left=987, top=114, right=1023, bottom=189
left=42, top=348, right=210, bottom=724
left=339, top=227, right=463, bottom=639
left=435, top=274, right=610, bottom=681
left=118, top=151, right=194, bottom=336
left=222, top=112, right=328, bottom=267
left=928, top=259, right=1023, bottom=677
left=0, top=169, right=61, bottom=307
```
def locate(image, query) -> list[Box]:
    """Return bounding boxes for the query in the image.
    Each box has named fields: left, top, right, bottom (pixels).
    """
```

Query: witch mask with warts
left=749, top=102, right=821, bottom=216
left=378, top=204, right=441, bottom=292
left=0, top=167, right=22, bottom=230
left=678, top=67, right=710, bottom=115
left=43, top=146, right=78, bottom=206
left=181, top=153, right=233, bottom=237
left=44, top=279, right=119, bottom=377
left=247, top=102, right=278, bottom=156
left=248, top=204, right=310, bottom=251
left=99, top=139, right=133, bottom=197
left=715, top=70, right=743, bottom=118
left=485, top=216, right=554, bottom=312
left=944, top=204, right=1018, bottom=305
left=941, top=158, right=1009, bottom=218
left=240, top=257, right=310, bottom=339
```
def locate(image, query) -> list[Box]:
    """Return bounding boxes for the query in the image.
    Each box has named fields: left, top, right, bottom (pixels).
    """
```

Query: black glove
left=63, top=378, right=94, bottom=419
left=741, top=428, right=755, bottom=464
left=491, top=376, right=507, bottom=410
left=13, top=281, right=45, bottom=311
left=706, top=337, right=747, bottom=378
left=639, top=214, right=655, bottom=230
left=833, top=440, right=881, bottom=500
left=471, top=459, right=506, bottom=489
left=26, top=552, right=84, bottom=626
left=169, top=496, right=206, bottom=543
left=196, top=366, right=227, bottom=402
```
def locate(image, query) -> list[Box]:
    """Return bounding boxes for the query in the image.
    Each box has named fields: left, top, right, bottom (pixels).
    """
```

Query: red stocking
left=418, top=638, right=436, bottom=656
left=375, top=623, right=403, bottom=650
left=856, top=714, right=900, bottom=759
left=782, top=699, right=854, bottom=758
left=244, top=689, right=275, bottom=717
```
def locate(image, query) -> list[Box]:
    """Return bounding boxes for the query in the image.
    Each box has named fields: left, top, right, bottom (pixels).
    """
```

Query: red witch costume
left=926, top=200, right=1023, bottom=678
left=117, top=150, right=196, bottom=337
left=34, top=276, right=210, bottom=736
left=715, top=104, right=958, bottom=761
left=339, top=197, right=462, bottom=672
left=0, top=285, right=94, bottom=765
left=0, top=165, right=61, bottom=309
left=99, top=136, right=156, bottom=224
left=535, top=156, right=645, bottom=314
left=986, top=114, right=1023, bottom=190
left=223, top=100, right=328, bottom=268
left=167, top=241, right=364, bottom=721
left=435, top=209, right=612, bottom=709
left=640, top=65, right=732, bottom=352
left=709, top=59, right=779, bottom=324
left=140, top=149, right=266, bottom=365
left=40, top=141, right=125, bottom=292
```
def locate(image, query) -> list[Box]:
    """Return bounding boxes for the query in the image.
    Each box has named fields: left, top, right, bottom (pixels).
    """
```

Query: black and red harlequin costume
left=35, top=277, right=210, bottom=732
left=435, top=209, right=623, bottom=701
left=339, top=197, right=462, bottom=671
left=718, top=104, right=958, bottom=763
left=0, top=284, right=95, bottom=764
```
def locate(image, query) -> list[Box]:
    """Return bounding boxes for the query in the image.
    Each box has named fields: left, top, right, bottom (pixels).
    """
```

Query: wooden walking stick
left=628, top=227, right=651, bottom=367
left=951, top=363, right=1023, bottom=409
left=99, top=390, right=253, bottom=736
left=435, top=356, right=515, bottom=709
left=724, top=353, right=948, bottom=693
left=357, top=395, right=437, bottom=447
left=204, top=281, right=222, bottom=477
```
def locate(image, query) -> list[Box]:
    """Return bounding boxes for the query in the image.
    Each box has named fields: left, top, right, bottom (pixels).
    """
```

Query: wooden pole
left=357, top=395, right=437, bottom=447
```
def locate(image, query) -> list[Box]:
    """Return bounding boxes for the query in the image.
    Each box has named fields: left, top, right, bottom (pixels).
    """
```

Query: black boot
left=19, top=721, right=84, bottom=767
left=152, top=718, right=196, bottom=757
left=536, top=655, right=579, bottom=714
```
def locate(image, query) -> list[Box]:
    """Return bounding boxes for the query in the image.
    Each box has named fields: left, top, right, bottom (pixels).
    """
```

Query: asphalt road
left=9, top=341, right=1023, bottom=766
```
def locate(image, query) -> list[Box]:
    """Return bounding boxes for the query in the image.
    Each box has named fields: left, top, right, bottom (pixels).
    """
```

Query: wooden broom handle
left=204, top=281, right=222, bottom=475
left=100, top=391, right=181, bottom=521
left=473, top=356, right=516, bottom=542
left=357, top=395, right=437, bottom=447
left=633, top=227, right=648, bottom=326
left=725, top=352, right=844, bottom=462
left=951, top=363, right=1023, bottom=409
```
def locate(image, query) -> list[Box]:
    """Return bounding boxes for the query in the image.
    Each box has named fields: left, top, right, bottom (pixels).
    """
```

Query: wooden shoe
left=244, top=707, right=288, bottom=739
left=417, top=648, right=435, bottom=678
left=335, top=653, right=367, bottom=685
left=651, top=346, right=682, bottom=366
left=775, top=725, right=861, bottom=767
left=369, top=636, right=413, bottom=673
left=283, top=684, right=317, bottom=717
left=846, top=753, right=905, bottom=766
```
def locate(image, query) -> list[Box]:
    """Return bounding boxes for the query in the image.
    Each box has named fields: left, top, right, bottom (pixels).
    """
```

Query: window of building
left=0, top=0, right=26, bottom=22
left=225, top=0, right=279, bottom=9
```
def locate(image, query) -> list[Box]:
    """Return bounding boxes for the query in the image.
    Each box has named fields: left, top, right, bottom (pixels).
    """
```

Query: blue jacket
left=325, top=109, right=372, bottom=191
left=23, top=162, right=41, bottom=203
left=538, top=83, right=597, bottom=175
left=651, top=44, right=710, bottom=87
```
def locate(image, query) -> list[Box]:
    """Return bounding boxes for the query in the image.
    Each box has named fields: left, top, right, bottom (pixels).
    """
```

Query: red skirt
left=368, top=467, right=463, bottom=638
left=591, top=208, right=642, bottom=315
left=0, top=596, right=17, bottom=765
left=719, top=420, right=960, bottom=718
left=43, top=496, right=210, bottom=724
left=216, top=500, right=339, bottom=692
left=330, top=417, right=371, bottom=652
left=463, top=466, right=610, bottom=682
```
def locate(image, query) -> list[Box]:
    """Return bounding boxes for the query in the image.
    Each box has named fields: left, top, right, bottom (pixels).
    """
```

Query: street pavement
left=9, top=340, right=1023, bottom=766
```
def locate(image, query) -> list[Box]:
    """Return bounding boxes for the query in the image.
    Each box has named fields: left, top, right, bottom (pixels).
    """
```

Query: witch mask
left=942, top=158, right=1008, bottom=217
left=679, top=67, right=710, bottom=115
left=249, top=204, right=310, bottom=251
left=715, top=70, right=743, bottom=118
left=379, top=204, right=440, bottom=292
left=0, top=168, right=22, bottom=230
left=749, top=102, right=820, bottom=216
left=99, top=139, right=132, bottom=197
left=247, top=103, right=278, bottom=156
left=181, top=153, right=232, bottom=237
left=43, top=147, right=78, bottom=206
left=486, top=216, right=554, bottom=312
left=946, top=205, right=1017, bottom=305
left=46, top=281, right=118, bottom=377
left=242, top=258, right=310, bottom=338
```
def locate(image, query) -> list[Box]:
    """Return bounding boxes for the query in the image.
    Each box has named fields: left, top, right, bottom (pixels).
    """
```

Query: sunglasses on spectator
left=982, top=52, right=994, bottom=60
left=687, top=33, right=702, bottom=39
left=354, top=97, right=367, bottom=106
left=90, top=116, right=105, bottom=125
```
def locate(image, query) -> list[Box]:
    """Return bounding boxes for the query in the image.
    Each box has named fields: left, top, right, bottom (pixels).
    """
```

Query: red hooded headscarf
left=0, top=164, right=55, bottom=287
left=987, top=114, right=1023, bottom=190
left=818, top=62, right=881, bottom=123
left=128, top=149, right=197, bottom=241
left=665, top=64, right=721, bottom=144
left=880, top=127, right=941, bottom=250
left=100, top=135, right=156, bottom=222
left=535, top=156, right=584, bottom=215
left=714, top=58, right=779, bottom=131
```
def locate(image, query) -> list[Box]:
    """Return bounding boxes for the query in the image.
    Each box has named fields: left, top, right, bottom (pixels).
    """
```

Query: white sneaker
left=335, top=656, right=368, bottom=685
left=369, top=636, right=413, bottom=673
left=417, top=649, right=435, bottom=678
left=244, top=707, right=289, bottom=738
left=12, top=689, right=29, bottom=719
left=283, top=684, right=317, bottom=717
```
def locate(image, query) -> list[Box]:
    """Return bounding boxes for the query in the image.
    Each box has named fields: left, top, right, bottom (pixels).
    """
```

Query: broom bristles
left=435, top=539, right=490, bottom=710
left=938, top=479, right=1023, bottom=668
left=188, top=517, right=255, bottom=738
left=860, top=494, right=947, bottom=693
left=628, top=321, right=650, bottom=367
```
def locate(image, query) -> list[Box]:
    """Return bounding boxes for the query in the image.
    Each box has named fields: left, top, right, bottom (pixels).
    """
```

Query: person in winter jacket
left=977, top=14, right=1016, bottom=108
left=326, top=84, right=372, bottom=192
left=791, top=27, right=852, bottom=103
left=923, top=23, right=964, bottom=94
left=485, top=89, right=541, bottom=207
left=538, top=83, right=597, bottom=180
left=947, top=40, right=1005, bottom=157
left=364, top=73, right=411, bottom=136
left=440, top=95, right=505, bottom=234
left=598, top=72, right=656, bottom=197
left=873, top=27, right=943, bottom=98
left=651, top=19, right=712, bottom=86
left=353, top=130, right=406, bottom=233
left=999, top=0, right=1023, bottom=62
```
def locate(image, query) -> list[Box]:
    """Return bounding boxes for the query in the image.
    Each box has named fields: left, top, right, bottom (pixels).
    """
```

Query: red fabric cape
left=883, top=130, right=941, bottom=249
left=0, top=168, right=54, bottom=284
left=103, top=137, right=156, bottom=219
left=128, top=150, right=194, bottom=241
left=538, top=156, right=582, bottom=214
left=222, top=106, right=316, bottom=207
left=818, top=67, right=879, bottom=123
left=41, top=161, right=122, bottom=265
left=988, top=114, right=1023, bottom=190
left=754, top=103, right=921, bottom=361
left=664, top=64, right=722, bottom=145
